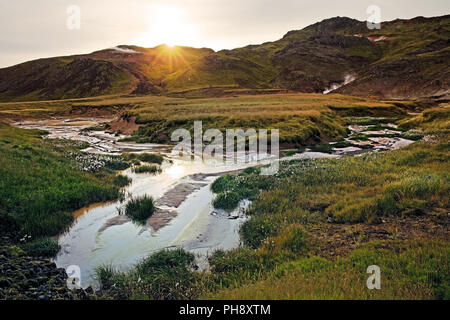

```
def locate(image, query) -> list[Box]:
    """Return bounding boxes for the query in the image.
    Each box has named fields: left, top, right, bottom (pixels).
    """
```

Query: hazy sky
left=0, top=0, right=449, bottom=67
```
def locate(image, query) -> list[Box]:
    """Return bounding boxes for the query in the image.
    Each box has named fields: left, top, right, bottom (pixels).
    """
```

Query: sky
left=0, top=0, right=449, bottom=68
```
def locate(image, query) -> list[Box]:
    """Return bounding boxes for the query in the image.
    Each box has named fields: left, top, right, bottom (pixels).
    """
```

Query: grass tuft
left=125, top=195, right=155, bottom=224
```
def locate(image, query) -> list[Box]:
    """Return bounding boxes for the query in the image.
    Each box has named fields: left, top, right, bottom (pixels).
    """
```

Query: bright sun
left=135, top=5, right=197, bottom=48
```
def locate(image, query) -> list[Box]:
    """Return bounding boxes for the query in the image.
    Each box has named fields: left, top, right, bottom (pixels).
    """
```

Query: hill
left=0, top=15, right=448, bottom=101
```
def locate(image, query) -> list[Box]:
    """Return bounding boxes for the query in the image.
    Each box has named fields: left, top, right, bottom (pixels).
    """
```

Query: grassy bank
left=0, top=123, right=129, bottom=242
left=124, top=93, right=410, bottom=145
left=33, top=93, right=408, bottom=145
left=209, top=239, right=449, bottom=299
left=0, top=93, right=414, bottom=147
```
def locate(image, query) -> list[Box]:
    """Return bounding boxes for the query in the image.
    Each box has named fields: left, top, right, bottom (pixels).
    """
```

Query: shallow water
left=13, top=117, right=415, bottom=287
left=56, top=157, right=255, bottom=287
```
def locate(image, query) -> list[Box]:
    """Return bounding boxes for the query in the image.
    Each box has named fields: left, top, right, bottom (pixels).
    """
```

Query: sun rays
left=134, top=5, right=198, bottom=49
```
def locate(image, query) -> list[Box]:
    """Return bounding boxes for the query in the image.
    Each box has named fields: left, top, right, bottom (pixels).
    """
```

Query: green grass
left=0, top=123, right=126, bottom=238
left=209, top=239, right=449, bottom=299
left=100, top=93, right=406, bottom=145
left=113, top=174, right=132, bottom=187
left=124, top=195, right=155, bottom=224
left=133, top=165, right=161, bottom=174
left=212, top=139, right=448, bottom=231
left=0, top=97, right=446, bottom=300
left=211, top=167, right=271, bottom=211
left=0, top=93, right=413, bottom=151
left=201, top=108, right=449, bottom=299
left=20, top=237, right=60, bottom=258
left=96, top=248, right=200, bottom=300
left=283, top=149, right=303, bottom=156
left=123, top=153, right=164, bottom=164
left=399, top=105, right=450, bottom=134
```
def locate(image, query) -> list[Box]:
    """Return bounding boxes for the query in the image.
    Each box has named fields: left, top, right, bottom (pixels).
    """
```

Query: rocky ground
left=0, top=235, right=100, bottom=300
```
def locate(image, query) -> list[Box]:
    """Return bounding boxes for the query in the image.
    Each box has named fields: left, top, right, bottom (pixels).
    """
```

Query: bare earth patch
left=155, top=183, right=208, bottom=208
left=308, top=212, right=449, bottom=259
left=142, top=209, right=178, bottom=233
left=98, top=215, right=130, bottom=233
left=106, top=116, right=141, bottom=135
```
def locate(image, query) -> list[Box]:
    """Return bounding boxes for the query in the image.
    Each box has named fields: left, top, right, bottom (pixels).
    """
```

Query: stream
left=14, top=117, right=415, bottom=287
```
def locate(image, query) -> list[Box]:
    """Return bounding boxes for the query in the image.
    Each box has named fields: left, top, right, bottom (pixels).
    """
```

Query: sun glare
left=134, top=5, right=197, bottom=48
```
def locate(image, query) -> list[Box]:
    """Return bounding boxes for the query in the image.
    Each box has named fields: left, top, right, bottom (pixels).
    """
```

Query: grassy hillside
left=0, top=57, right=134, bottom=101
left=0, top=15, right=448, bottom=101
left=337, top=16, right=450, bottom=98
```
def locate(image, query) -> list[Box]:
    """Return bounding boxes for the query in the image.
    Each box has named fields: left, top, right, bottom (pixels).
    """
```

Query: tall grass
left=209, top=240, right=449, bottom=299
left=200, top=110, right=449, bottom=299
left=0, top=123, right=126, bottom=238
left=398, top=105, right=450, bottom=134
left=116, top=93, right=407, bottom=145
left=124, top=195, right=155, bottom=224
left=212, top=139, right=449, bottom=243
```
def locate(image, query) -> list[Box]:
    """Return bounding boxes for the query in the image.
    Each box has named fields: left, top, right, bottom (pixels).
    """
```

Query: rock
left=27, top=279, right=38, bottom=287
left=0, top=244, right=103, bottom=300
left=63, top=291, right=74, bottom=300
left=37, top=284, right=47, bottom=292
left=37, top=276, right=48, bottom=285
left=0, top=278, right=12, bottom=288
left=76, top=288, right=87, bottom=300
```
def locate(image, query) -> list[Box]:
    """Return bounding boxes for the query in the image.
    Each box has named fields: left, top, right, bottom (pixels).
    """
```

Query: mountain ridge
left=0, top=14, right=449, bottom=101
